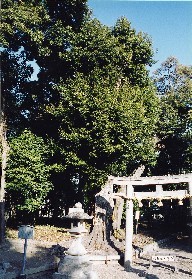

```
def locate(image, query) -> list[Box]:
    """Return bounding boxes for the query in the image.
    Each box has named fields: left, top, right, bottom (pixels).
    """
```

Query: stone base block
left=52, top=272, right=68, bottom=279
left=53, top=271, right=98, bottom=279
left=55, top=255, right=98, bottom=279
left=58, top=255, right=91, bottom=274
left=16, top=275, right=27, bottom=279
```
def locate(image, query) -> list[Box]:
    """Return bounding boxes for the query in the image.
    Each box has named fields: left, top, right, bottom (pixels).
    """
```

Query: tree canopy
left=1, top=0, right=159, bottom=218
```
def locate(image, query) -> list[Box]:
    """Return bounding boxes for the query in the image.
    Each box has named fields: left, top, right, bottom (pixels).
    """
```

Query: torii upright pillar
left=124, top=183, right=134, bottom=270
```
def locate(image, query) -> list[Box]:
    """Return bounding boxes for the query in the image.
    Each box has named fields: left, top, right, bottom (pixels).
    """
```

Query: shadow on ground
left=0, top=238, right=57, bottom=277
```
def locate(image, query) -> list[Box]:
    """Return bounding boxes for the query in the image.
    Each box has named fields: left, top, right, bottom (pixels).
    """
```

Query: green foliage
left=1, top=1, right=155, bottom=131
left=6, top=130, right=53, bottom=215
left=47, top=71, right=159, bottom=200
left=1, top=0, right=91, bottom=134
left=152, top=57, right=192, bottom=174
left=55, top=17, right=154, bottom=86
left=112, top=17, right=154, bottom=86
left=1, top=1, right=50, bottom=52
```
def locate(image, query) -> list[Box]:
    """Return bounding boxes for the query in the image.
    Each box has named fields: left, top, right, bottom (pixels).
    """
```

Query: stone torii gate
left=108, top=173, right=192, bottom=270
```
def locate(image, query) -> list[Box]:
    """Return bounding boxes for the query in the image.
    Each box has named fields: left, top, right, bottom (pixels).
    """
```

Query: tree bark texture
left=0, top=201, right=5, bottom=243
left=112, top=185, right=125, bottom=231
left=0, top=119, right=9, bottom=243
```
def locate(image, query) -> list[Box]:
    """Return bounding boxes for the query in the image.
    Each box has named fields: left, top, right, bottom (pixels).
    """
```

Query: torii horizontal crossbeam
left=110, top=173, right=192, bottom=186
left=112, top=190, right=190, bottom=200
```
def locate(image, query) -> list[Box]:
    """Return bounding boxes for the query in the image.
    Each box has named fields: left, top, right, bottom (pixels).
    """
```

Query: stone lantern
left=53, top=203, right=97, bottom=279
left=65, top=202, right=93, bottom=234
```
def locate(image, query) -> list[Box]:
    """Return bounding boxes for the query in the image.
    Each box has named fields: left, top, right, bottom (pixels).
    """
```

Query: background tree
left=1, top=48, right=33, bottom=242
left=152, top=57, right=192, bottom=174
left=5, top=130, right=53, bottom=223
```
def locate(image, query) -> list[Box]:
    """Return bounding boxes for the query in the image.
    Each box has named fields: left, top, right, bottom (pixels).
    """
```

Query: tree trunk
left=88, top=178, right=114, bottom=251
left=113, top=186, right=125, bottom=231
left=0, top=201, right=5, bottom=243
left=0, top=119, right=9, bottom=243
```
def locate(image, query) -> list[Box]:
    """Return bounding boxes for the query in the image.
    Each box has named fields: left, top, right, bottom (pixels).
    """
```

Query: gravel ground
left=34, top=237, right=192, bottom=279
left=1, top=236, right=192, bottom=278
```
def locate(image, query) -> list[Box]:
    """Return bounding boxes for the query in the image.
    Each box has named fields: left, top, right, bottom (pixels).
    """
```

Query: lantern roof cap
left=65, top=211, right=93, bottom=220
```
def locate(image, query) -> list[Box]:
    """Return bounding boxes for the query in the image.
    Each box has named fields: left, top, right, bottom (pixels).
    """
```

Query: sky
left=88, top=1, right=192, bottom=74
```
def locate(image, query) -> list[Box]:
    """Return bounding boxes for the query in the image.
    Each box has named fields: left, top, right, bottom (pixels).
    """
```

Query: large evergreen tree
left=1, top=1, right=159, bottom=214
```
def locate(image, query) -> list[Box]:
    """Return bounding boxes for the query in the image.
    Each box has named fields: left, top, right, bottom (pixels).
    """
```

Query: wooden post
left=124, top=183, right=133, bottom=270
left=135, top=211, right=140, bottom=235
left=156, top=184, right=163, bottom=194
